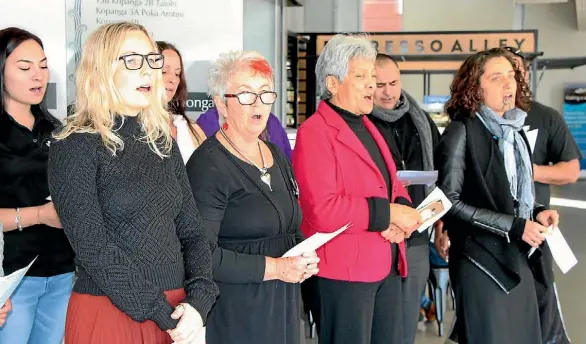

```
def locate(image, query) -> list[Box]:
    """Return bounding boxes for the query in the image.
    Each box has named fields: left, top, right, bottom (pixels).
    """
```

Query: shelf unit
left=286, top=33, right=309, bottom=128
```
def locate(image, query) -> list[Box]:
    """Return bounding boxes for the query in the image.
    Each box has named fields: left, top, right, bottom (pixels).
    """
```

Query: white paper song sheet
left=397, top=170, right=438, bottom=186
left=415, top=187, right=452, bottom=233
left=525, top=129, right=538, bottom=153
left=282, top=223, right=352, bottom=258
left=0, top=257, right=37, bottom=306
left=546, top=226, right=578, bottom=274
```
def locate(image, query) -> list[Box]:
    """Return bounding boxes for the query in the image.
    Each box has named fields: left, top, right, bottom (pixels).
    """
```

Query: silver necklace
left=220, top=128, right=272, bottom=191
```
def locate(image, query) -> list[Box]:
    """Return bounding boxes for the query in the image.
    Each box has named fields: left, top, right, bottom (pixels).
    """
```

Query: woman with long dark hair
left=156, top=41, right=206, bottom=163
left=0, top=27, right=75, bottom=344
left=436, top=48, right=560, bottom=344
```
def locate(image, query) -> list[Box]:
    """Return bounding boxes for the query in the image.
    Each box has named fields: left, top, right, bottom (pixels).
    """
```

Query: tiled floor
left=305, top=181, right=586, bottom=344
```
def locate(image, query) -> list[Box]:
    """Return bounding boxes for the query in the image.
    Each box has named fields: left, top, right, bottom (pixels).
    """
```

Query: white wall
left=525, top=2, right=586, bottom=111
left=0, top=0, right=68, bottom=119
left=400, top=0, right=518, bottom=103
left=65, top=0, right=244, bottom=118
left=402, top=0, right=516, bottom=31
left=244, top=0, right=287, bottom=122
left=288, top=0, right=362, bottom=32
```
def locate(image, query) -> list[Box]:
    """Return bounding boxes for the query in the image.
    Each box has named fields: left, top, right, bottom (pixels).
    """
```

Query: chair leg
left=308, top=311, right=316, bottom=338
left=435, top=286, right=444, bottom=337
left=449, top=283, right=456, bottom=310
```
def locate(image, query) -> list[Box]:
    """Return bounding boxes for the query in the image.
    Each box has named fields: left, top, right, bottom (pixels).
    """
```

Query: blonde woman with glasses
left=47, top=22, right=218, bottom=344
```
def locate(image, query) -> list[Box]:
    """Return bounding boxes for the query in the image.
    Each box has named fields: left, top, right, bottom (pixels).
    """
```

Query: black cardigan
left=435, top=115, right=549, bottom=293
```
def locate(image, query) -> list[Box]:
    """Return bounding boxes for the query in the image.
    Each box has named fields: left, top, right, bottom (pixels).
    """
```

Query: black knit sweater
left=47, top=115, right=218, bottom=330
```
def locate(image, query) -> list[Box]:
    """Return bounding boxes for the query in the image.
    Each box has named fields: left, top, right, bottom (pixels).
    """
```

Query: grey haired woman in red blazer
left=292, top=33, right=423, bottom=344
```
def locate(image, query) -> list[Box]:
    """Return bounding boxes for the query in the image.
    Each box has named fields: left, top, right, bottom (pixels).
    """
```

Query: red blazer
left=292, top=101, right=411, bottom=282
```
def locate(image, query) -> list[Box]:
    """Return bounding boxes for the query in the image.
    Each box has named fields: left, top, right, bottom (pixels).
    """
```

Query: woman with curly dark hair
left=435, top=48, right=561, bottom=344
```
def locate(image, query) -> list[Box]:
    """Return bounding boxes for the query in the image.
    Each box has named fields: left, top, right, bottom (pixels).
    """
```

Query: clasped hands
left=380, top=203, right=423, bottom=243
left=265, top=251, right=320, bottom=284
left=167, top=303, right=204, bottom=344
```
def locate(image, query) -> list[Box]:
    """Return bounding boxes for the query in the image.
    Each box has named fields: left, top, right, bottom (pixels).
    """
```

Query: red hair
left=247, top=58, right=273, bottom=80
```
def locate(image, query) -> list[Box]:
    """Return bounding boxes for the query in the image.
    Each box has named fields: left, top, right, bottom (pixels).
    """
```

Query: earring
left=222, top=122, right=229, bottom=131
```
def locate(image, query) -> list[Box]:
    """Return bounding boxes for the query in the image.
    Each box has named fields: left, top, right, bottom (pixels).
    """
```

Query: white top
left=172, top=115, right=197, bottom=164
left=0, top=224, right=4, bottom=277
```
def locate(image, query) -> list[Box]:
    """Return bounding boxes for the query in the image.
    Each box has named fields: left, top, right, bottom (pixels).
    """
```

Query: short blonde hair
left=54, top=22, right=172, bottom=157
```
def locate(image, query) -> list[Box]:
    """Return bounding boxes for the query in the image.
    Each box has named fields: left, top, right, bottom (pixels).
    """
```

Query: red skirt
left=65, top=289, right=186, bottom=344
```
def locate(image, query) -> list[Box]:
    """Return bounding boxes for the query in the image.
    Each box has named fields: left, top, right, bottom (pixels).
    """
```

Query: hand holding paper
left=414, top=187, right=453, bottom=233
left=522, top=221, right=548, bottom=248
left=0, top=299, right=11, bottom=327
left=270, top=253, right=320, bottom=283
left=282, top=223, right=351, bottom=258
left=390, top=204, right=422, bottom=236
left=0, top=257, right=37, bottom=307
left=535, top=209, right=560, bottom=229
left=381, top=224, right=405, bottom=243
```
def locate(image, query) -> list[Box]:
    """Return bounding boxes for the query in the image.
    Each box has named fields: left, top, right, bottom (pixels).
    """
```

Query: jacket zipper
left=465, top=255, right=511, bottom=294
left=473, top=221, right=510, bottom=243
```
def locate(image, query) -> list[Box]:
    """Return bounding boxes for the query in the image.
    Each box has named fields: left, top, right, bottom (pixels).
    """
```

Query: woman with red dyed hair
left=185, top=50, right=319, bottom=344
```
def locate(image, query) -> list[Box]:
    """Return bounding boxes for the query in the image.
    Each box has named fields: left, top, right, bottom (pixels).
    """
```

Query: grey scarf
left=371, top=90, right=435, bottom=195
left=476, top=105, right=534, bottom=219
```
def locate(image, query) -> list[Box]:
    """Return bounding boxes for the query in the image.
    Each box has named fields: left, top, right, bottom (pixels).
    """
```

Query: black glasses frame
left=118, top=53, right=165, bottom=70
left=224, top=91, right=278, bottom=105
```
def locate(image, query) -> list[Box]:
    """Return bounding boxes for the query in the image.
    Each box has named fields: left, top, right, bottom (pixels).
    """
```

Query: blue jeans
left=0, top=272, right=74, bottom=344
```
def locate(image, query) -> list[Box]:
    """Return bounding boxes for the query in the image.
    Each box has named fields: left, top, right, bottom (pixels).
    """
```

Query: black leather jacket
left=436, top=118, right=548, bottom=292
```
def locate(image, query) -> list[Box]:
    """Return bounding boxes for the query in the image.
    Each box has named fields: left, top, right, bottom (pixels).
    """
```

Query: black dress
left=186, top=136, right=303, bottom=344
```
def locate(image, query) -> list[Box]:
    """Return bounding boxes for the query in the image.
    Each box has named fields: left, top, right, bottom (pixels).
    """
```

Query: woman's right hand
left=522, top=220, right=548, bottom=248
left=389, top=203, right=422, bottom=236
left=38, top=202, right=62, bottom=229
left=267, top=255, right=320, bottom=283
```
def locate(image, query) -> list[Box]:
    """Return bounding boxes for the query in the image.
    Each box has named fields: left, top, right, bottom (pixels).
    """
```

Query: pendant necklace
left=220, top=128, right=272, bottom=191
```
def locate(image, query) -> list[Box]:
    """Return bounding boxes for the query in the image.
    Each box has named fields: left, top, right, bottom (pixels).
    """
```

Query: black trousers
left=315, top=273, right=403, bottom=344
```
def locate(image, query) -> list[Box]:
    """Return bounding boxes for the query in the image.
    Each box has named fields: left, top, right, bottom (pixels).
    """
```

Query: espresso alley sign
left=315, top=31, right=537, bottom=70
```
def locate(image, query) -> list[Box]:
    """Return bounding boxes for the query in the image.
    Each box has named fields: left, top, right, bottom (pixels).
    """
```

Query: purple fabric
left=196, top=108, right=292, bottom=161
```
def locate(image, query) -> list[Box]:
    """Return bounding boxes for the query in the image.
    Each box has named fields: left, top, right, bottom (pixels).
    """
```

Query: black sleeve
left=186, top=148, right=266, bottom=284
left=48, top=134, right=178, bottom=331
left=435, top=121, right=525, bottom=240
left=367, top=197, right=390, bottom=232
left=170, top=145, right=219, bottom=321
left=547, top=108, right=583, bottom=163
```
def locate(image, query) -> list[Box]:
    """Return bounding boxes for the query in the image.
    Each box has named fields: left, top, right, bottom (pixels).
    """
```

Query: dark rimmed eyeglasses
left=118, top=53, right=164, bottom=70
left=225, top=91, right=278, bottom=105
